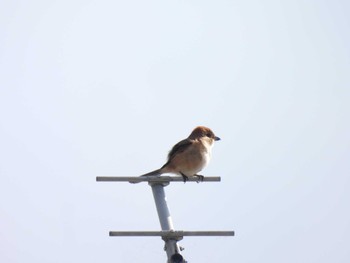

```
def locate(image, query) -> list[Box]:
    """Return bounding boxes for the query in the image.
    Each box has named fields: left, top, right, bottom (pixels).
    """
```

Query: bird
left=139, top=126, right=220, bottom=182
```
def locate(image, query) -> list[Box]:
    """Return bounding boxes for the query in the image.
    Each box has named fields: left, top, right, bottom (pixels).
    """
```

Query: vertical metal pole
left=150, top=183, right=184, bottom=262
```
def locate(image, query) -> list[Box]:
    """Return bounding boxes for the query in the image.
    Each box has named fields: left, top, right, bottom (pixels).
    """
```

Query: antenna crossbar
left=96, top=176, right=221, bottom=183
left=109, top=230, right=235, bottom=240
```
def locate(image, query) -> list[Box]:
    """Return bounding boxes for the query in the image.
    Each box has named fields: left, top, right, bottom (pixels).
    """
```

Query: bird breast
left=186, top=138, right=213, bottom=173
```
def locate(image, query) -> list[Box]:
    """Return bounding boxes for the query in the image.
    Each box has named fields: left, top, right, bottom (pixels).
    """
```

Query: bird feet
left=180, top=173, right=189, bottom=183
left=194, top=174, right=204, bottom=183
left=180, top=173, right=204, bottom=183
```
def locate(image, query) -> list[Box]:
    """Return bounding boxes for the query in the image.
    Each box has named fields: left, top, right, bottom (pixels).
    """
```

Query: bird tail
left=140, top=168, right=163, bottom=177
left=129, top=169, right=164, bottom=184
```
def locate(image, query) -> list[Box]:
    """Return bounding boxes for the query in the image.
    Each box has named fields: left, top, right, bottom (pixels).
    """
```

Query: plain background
left=1, top=0, right=349, bottom=262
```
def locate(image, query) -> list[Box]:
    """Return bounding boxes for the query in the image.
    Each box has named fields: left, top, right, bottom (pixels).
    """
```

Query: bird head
left=188, top=126, right=221, bottom=141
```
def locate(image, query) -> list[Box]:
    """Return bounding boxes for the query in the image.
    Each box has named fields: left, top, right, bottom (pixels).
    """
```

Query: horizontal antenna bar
left=96, top=176, right=221, bottom=183
left=109, top=230, right=234, bottom=238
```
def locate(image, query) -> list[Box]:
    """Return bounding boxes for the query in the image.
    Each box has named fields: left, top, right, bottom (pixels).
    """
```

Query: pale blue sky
left=1, top=0, right=349, bottom=262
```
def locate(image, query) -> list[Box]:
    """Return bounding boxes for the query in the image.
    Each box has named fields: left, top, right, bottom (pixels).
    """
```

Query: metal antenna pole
left=96, top=176, right=234, bottom=262
left=150, top=182, right=184, bottom=262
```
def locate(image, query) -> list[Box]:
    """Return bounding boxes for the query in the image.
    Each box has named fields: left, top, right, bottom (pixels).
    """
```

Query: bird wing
left=161, top=139, right=192, bottom=168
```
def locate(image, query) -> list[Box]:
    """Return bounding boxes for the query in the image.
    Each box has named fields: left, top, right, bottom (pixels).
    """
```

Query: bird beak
left=214, top=136, right=221, bottom=141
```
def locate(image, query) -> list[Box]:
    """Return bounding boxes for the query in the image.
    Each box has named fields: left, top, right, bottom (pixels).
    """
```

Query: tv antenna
left=96, top=175, right=234, bottom=262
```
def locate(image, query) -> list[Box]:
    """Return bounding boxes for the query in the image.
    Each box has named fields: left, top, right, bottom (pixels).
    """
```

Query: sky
left=0, top=0, right=349, bottom=262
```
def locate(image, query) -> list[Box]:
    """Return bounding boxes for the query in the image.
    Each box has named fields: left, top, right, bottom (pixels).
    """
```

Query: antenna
left=96, top=176, right=234, bottom=262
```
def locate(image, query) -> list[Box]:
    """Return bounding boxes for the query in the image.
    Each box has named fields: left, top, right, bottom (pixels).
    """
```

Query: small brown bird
left=140, top=126, right=220, bottom=182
